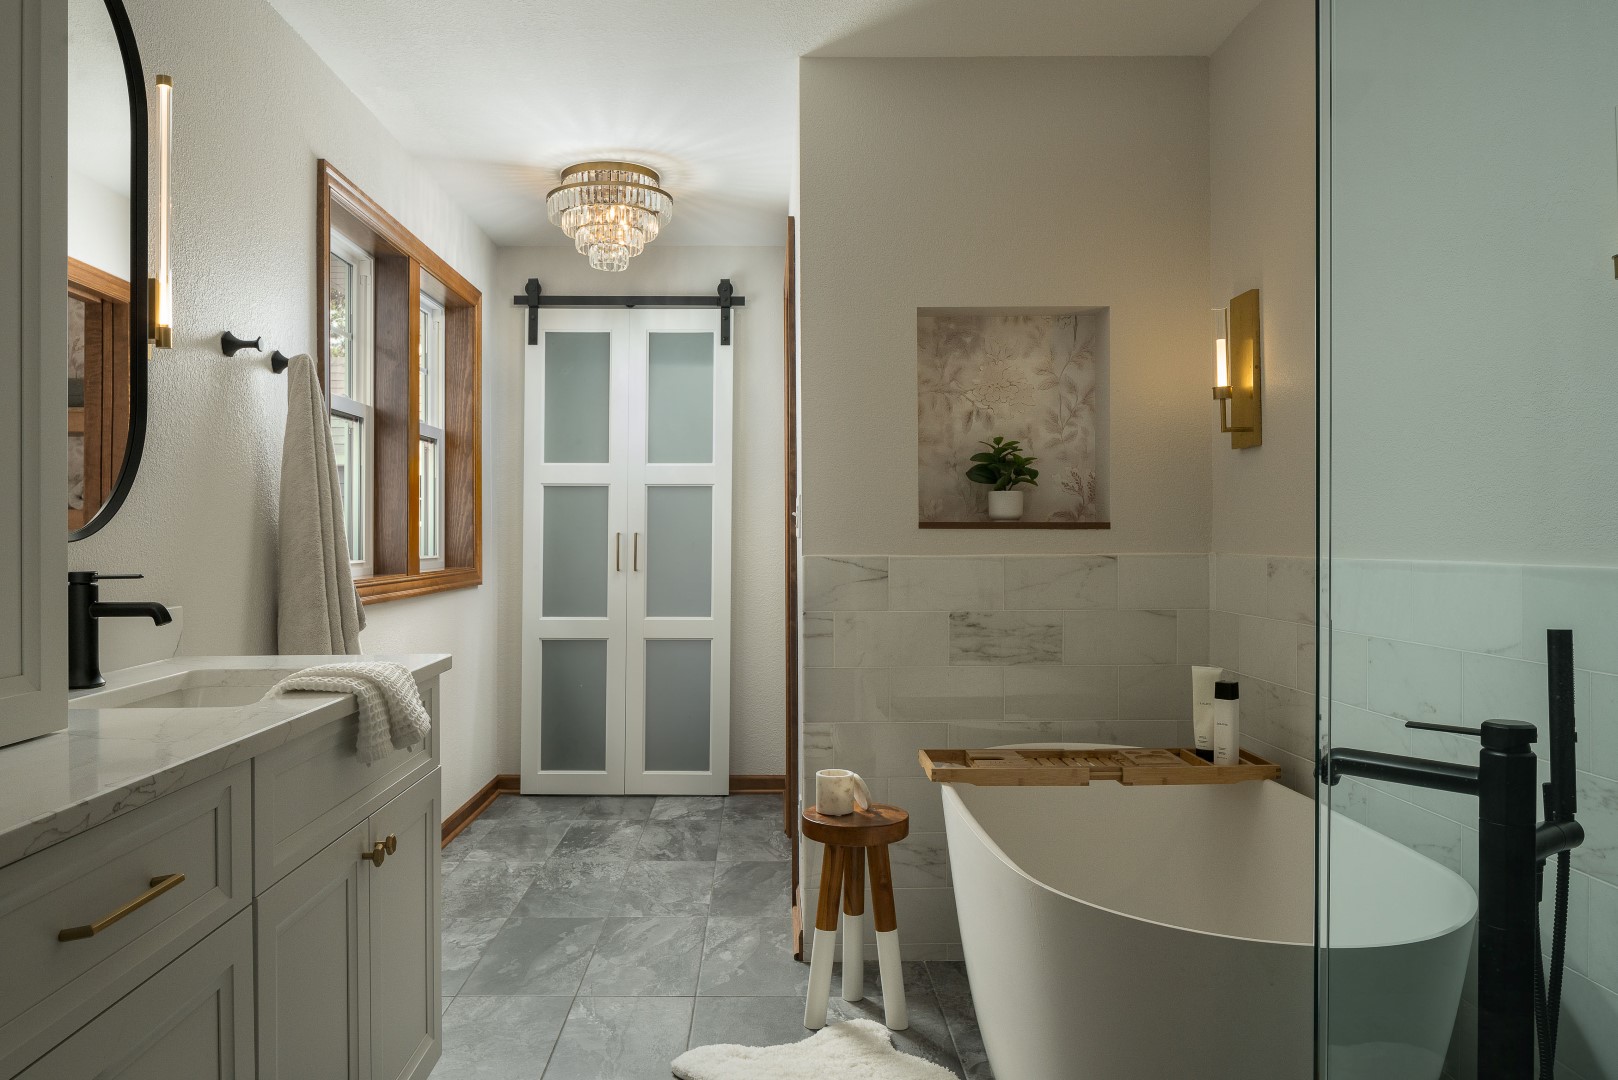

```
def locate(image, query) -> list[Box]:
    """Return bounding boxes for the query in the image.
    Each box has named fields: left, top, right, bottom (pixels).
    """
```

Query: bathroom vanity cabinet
left=0, top=657, right=448, bottom=1080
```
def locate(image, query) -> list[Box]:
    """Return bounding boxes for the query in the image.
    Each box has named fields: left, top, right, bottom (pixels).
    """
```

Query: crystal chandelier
left=545, top=161, right=673, bottom=272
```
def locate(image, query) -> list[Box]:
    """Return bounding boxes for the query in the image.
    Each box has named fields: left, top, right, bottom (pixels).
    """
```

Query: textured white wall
left=1328, top=0, right=1618, bottom=565
left=1208, top=0, right=1315, bottom=560
left=493, top=244, right=788, bottom=776
left=69, top=0, right=503, bottom=813
left=798, top=57, right=1212, bottom=556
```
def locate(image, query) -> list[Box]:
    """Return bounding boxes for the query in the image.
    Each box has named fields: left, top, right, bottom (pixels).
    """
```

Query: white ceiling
left=268, top=0, right=1263, bottom=247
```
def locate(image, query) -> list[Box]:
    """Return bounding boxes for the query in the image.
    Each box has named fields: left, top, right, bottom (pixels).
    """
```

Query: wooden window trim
left=317, top=161, right=483, bottom=605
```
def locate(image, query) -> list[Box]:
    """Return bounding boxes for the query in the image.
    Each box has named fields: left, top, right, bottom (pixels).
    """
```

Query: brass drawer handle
left=363, top=834, right=398, bottom=867
left=58, top=873, right=186, bottom=942
left=615, top=532, right=622, bottom=572
left=633, top=532, right=640, bottom=572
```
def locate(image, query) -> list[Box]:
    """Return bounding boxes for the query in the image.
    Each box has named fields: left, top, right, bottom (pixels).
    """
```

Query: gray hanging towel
left=277, top=353, right=365, bottom=654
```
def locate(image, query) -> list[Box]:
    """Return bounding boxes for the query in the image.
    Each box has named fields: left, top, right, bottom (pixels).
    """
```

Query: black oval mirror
left=67, top=0, right=147, bottom=541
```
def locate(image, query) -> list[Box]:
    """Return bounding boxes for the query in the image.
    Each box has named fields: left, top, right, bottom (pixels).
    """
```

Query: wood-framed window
left=318, top=161, right=482, bottom=603
left=66, top=258, right=131, bottom=532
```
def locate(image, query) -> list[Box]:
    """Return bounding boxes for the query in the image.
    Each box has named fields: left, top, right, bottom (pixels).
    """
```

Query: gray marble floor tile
left=717, top=816, right=792, bottom=862
left=711, top=861, right=792, bottom=916
left=542, top=997, right=695, bottom=1080
left=436, top=995, right=571, bottom=1079
left=928, top=960, right=994, bottom=1080
left=460, top=917, right=604, bottom=996
left=480, top=794, right=587, bottom=823
left=578, top=916, right=706, bottom=996
left=696, top=916, right=809, bottom=997
left=636, top=820, right=721, bottom=861
left=552, top=819, right=645, bottom=860
left=442, top=995, right=453, bottom=1015
left=441, top=917, right=505, bottom=996
left=579, top=795, right=658, bottom=820
left=651, top=795, right=726, bottom=821
left=442, top=861, right=543, bottom=920
left=828, top=961, right=963, bottom=1077
left=723, top=794, right=782, bottom=822
left=517, top=857, right=715, bottom=918
left=687, top=996, right=814, bottom=1048
left=462, top=819, right=573, bottom=864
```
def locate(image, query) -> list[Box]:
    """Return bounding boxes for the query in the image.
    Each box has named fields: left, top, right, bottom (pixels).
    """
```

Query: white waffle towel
left=264, top=662, right=431, bottom=764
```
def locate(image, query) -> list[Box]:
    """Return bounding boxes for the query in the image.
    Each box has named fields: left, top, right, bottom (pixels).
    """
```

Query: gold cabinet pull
left=58, top=873, right=186, bottom=942
left=362, top=834, right=398, bottom=868
left=632, top=532, right=640, bottom=572
left=615, top=532, right=622, bottom=572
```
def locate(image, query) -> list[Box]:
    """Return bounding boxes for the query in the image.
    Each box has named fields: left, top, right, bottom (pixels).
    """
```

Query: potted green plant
left=966, top=436, right=1039, bottom=521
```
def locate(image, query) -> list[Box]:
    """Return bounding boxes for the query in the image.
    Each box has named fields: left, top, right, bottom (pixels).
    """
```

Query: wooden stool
left=801, top=803, right=909, bottom=1031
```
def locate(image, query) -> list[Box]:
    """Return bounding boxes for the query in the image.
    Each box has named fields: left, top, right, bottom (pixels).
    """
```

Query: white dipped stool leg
left=804, top=928, right=838, bottom=1028
left=876, top=929, right=907, bottom=1030
left=869, top=845, right=908, bottom=1030
left=804, top=846, right=846, bottom=1029
left=842, top=846, right=866, bottom=1002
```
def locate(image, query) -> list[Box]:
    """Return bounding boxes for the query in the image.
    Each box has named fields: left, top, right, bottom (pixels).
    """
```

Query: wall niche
left=916, top=308, right=1110, bottom=528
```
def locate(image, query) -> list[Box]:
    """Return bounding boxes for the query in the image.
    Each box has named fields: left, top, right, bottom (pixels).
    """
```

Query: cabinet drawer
left=254, top=683, right=437, bottom=888
left=14, top=907, right=255, bottom=1079
left=0, top=763, right=251, bottom=1070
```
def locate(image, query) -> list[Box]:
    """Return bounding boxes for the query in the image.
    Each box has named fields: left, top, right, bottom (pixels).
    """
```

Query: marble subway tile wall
left=1318, top=559, right=1618, bottom=1080
left=1207, top=554, right=1319, bottom=795
left=801, top=553, right=1207, bottom=957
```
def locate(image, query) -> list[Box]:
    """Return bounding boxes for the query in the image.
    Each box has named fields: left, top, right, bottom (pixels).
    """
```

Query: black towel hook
left=220, top=331, right=293, bottom=374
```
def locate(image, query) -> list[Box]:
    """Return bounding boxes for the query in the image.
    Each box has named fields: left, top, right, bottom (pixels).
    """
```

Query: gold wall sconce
left=1212, top=288, right=1262, bottom=449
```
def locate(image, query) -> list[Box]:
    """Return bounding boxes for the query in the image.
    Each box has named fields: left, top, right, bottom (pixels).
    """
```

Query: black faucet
left=68, top=572, right=173, bottom=690
left=1319, top=629, right=1585, bottom=1080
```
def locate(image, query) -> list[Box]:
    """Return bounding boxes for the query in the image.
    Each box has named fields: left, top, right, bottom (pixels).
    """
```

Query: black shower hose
left=1533, top=848, right=1571, bottom=1076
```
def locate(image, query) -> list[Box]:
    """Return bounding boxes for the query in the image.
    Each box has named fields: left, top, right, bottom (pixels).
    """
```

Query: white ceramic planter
left=987, top=489, right=1025, bottom=521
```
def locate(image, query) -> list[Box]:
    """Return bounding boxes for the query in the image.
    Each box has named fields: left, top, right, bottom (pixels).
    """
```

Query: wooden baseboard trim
left=441, top=773, right=519, bottom=846
left=730, top=774, right=786, bottom=795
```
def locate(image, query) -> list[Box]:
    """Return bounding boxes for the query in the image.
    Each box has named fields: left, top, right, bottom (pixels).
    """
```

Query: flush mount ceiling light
left=545, top=161, right=673, bottom=272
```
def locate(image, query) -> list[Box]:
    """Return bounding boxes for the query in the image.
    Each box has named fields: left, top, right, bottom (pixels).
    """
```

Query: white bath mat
left=671, top=1018, right=958, bottom=1080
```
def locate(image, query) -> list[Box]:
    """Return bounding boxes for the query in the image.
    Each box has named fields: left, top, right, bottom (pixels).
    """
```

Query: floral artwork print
left=917, top=312, right=1103, bottom=523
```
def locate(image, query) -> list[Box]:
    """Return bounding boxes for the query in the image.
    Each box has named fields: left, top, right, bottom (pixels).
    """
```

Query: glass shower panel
left=544, top=331, right=610, bottom=463
left=542, top=486, right=608, bottom=618
left=645, top=486, right=712, bottom=618
left=1322, top=2, right=1618, bottom=1077
left=643, top=639, right=711, bottom=772
left=646, top=332, right=714, bottom=463
left=539, top=639, right=608, bottom=772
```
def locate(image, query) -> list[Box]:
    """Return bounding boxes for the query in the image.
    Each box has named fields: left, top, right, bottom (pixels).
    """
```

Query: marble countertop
left=0, top=654, right=452, bottom=869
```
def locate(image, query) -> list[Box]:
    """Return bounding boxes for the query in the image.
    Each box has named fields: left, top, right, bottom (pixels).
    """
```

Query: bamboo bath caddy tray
left=917, top=747, right=1280, bottom=787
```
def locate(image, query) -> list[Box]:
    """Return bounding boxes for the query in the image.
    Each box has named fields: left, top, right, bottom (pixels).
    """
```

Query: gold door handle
left=58, top=873, right=186, bottom=941
left=362, top=834, right=398, bottom=867
left=633, top=532, right=640, bottom=572
left=615, top=532, right=622, bottom=572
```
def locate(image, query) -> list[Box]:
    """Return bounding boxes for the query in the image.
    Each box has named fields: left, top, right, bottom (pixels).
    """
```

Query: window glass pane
left=540, top=640, right=608, bottom=772
left=647, top=332, right=714, bottom=463
left=543, top=486, right=610, bottom=617
left=419, top=438, right=440, bottom=561
left=419, top=297, right=445, bottom=429
left=329, top=251, right=354, bottom=399
left=643, top=639, right=711, bottom=772
left=544, top=332, right=610, bottom=463
left=330, top=414, right=364, bottom=563
left=645, top=486, right=712, bottom=617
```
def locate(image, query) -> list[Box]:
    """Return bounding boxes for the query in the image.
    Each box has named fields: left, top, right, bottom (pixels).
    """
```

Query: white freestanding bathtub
left=942, top=749, right=1476, bottom=1080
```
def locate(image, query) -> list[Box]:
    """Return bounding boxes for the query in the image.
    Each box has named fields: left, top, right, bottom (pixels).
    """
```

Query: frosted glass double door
left=521, top=309, right=732, bottom=795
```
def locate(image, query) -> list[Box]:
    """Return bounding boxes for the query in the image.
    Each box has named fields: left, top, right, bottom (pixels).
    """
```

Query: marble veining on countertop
left=0, top=654, right=452, bottom=869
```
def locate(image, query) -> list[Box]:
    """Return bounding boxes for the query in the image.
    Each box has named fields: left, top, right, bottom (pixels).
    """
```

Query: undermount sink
left=71, top=668, right=297, bottom=709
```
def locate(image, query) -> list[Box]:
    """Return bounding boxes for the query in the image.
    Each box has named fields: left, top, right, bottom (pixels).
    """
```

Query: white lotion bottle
left=1191, top=666, right=1223, bottom=761
left=1213, top=680, right=1241, bottom=765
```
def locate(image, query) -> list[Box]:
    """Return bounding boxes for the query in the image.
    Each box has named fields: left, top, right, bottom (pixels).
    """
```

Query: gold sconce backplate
left=1225, top=288, right=1262, bottom=449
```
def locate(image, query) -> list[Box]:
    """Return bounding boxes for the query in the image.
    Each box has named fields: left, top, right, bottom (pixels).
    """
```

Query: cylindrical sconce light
left=150, top=74, right=173, bottom=350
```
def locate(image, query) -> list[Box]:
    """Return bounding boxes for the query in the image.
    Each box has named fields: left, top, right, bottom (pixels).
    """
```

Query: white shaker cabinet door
left=0, top=0, right=68, bottom=750
left=368, top=770, right=441, bottom=1080
left=255, top=820, right=371, bottom=1080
